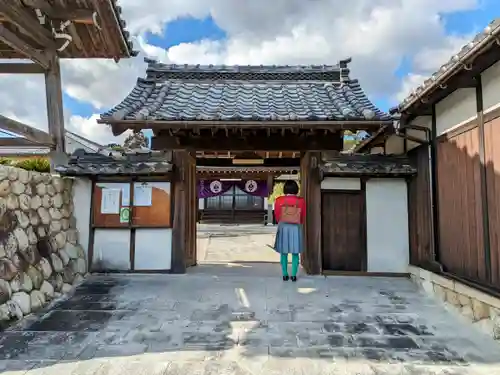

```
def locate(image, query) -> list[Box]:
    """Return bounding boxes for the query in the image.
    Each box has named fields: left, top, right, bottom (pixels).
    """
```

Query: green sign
left=120, top=207, right=130, bottom=223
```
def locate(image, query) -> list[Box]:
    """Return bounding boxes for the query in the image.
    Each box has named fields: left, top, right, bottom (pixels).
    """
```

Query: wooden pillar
left=44, top=53, right=65, bottom=170
left=300, top=152, right=322, bottom=275
left=171, top=151, right=197, bottom=273
left=476, top=75, right=492, bottom=282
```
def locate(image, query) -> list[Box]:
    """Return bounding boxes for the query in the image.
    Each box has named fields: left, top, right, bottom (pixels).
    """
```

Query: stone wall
left=409, top=266, right=500, bottom=339
left=0, top=166, right=87, bottom=327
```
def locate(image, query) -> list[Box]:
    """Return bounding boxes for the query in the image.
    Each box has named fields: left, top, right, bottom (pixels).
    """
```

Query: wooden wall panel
left=407, top=145, right=433, bottom=266
left=485, top=114, right=500, bottom=287
left=437, top=126, right=487, bottom=283
left=92, top=182, right=129, bottom=228
left=321, top=192, right=365, bottom=271
left=131, top=182, right=171, bottom=227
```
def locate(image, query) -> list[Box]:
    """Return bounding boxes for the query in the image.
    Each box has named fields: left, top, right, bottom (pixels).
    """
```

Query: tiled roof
left=100, top=58, right=392, bottom=123
left=321, top=155, right=416, bottom=177
left=110, top=0, right=138, bottom=57
left=395, top=18, right=500, bottom=112
left=55, top=149, right=172, bottom=176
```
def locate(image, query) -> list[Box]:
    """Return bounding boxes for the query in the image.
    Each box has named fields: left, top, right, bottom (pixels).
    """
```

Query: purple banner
left=198, top=179, right=269, bottom=198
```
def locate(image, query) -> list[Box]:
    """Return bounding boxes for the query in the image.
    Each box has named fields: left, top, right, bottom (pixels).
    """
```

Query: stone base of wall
left=0, top=166, right=88, bottom=329
left=409, top=265, right=500, bottom=339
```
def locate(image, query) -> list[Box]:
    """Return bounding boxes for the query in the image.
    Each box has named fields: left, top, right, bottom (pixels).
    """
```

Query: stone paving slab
left=1, top=272, right=500, bottom=374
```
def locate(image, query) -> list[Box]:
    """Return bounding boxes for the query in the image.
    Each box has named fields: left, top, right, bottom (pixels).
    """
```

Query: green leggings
left=280, top=253, right=299, bottom=277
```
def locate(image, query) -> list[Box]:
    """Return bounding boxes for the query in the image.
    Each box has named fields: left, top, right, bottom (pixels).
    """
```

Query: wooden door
left=321, top=191, right=366, bottom=271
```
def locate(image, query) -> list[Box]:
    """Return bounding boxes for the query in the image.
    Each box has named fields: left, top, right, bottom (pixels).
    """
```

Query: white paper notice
left=134, top=185, right=152, bottom=206
left=121, top=184, right=130, bottom=206
left=101, top=189, right=120, bottom=214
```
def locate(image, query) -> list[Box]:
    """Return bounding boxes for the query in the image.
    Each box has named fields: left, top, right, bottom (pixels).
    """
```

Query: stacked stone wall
left=0, top=166, right=87, bottom=327
left=410, top=266, right=500, bottom=340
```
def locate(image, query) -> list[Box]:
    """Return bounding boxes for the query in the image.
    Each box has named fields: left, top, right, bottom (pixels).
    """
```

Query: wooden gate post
left=171, top=151, right=197, bottom=273
left=44, top=53, right=66, bottom=171
left=300, top=152, right=322, bottom=274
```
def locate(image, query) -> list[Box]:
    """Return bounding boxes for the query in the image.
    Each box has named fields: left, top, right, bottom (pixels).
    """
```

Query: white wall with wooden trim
left=320, top=177, right=409, bottom=273
left=321, top=177, right=361, bottom=190
left=481, top=60, right=500, bottom=113
left=373, top=60, right=500, bottom=157
left=365, top=179, right=409, bottom=273
left=89, top=180, right=173, bottom=272
left=72, top=178, right=92, bottom=259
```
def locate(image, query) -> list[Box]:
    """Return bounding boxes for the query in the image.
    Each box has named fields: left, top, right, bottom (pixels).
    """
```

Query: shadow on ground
left=1, top=272, right=500, bottom=374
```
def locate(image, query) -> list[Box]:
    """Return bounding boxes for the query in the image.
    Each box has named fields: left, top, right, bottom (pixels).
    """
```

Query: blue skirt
left=273, top=222, right=304, bottom=254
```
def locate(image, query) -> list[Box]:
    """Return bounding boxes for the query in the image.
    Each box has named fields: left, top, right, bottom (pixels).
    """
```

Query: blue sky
left=63, top=2, right=497, bottom=143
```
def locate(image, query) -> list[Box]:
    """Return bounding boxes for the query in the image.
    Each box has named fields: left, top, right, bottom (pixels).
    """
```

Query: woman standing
left=273, top=180, right=305, bottom=282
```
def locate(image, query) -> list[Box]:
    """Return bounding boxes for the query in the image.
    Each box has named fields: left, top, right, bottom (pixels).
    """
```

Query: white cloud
left=0, top=0, right=483, bottom=145
left=395, top=33, right=476, bottom=100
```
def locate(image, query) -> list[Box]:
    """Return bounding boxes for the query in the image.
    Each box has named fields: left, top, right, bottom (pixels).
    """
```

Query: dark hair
left=283, top=180, right=299, bottom=195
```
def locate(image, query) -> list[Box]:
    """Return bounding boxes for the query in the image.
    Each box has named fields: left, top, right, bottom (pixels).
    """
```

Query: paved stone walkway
left=2, top=273, right=500, bottom=374
left=197, top=224, right=279, bottom=264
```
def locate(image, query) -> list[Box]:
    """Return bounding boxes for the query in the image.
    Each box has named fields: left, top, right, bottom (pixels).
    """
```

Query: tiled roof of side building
left=394, top=18, right=500, bottom=113
left=100, top=58, right=392, bottom=123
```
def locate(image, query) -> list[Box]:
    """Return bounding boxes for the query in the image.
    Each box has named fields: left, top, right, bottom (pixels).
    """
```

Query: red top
left=274, top=195, right=306, bottom=224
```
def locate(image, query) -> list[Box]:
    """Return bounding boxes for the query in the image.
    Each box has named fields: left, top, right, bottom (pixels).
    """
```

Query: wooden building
left=356, top=19, right=500, bottom=293
left=54, top=57, right=429, bottom=276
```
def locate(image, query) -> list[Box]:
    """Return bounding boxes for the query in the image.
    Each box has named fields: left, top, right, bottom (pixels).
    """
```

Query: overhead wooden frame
left=0, top=0, right=136, bottom=60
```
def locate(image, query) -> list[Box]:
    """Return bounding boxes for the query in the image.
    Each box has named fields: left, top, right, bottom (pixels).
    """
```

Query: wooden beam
left=0, top=62, right=45, bottom=74
left=0, top=114, right=53, bottom=145
left=0, top=24, right=50, bottom=68
left=44, top=53, right=65, bottom=160
left=0, top=1, right=57, bottom=49
left=91, top=0, right=119, bottom=57
left=152, top=133, right=344, bottom=152
left=20, top=1, right=96, bottom=24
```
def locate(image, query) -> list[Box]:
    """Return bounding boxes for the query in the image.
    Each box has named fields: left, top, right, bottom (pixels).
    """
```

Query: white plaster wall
left=93, top=229, right=131, bottom=270
left=481, top=60, right=500, bottom=114
left=406, top=116, right=432, bottom=152
left=321, top=177, right=361, bottom=190
left=366, top=179, right=409, bottom=273
left=198, top=198, right=204, bottom=209
left=135, top=229, right=172, bottom=270
left=435, top=88, right=476, bottom=136
left=370, top=146, right=384, bottom=154
left=384, top=135, right=404, bottom=155
left=72, top=178, right=92, bottom=259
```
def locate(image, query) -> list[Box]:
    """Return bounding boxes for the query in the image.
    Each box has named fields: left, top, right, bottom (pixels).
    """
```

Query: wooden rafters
left=19, top=0, right=96, bottom=24
left=0, top=1, right=57, bottom=49
left=0, top=24, right=50, bottom=68
left=0, top=0, right=135, bottom=60
left=152, top=131, right=344, bottom=152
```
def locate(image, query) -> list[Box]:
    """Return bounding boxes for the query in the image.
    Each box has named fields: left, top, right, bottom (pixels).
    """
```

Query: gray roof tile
left=395, top=18, right=500, bottom=112
left=55, top=148, right=172, bottom=176
left=101, top=59, right=391, bottom=122
left=321, top=155, right=416, bottom=177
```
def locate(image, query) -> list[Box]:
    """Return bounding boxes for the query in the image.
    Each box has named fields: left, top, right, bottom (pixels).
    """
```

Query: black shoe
left=283, top=276, right=289, bottom=281
left=291, top=276, right=297, bottom=282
